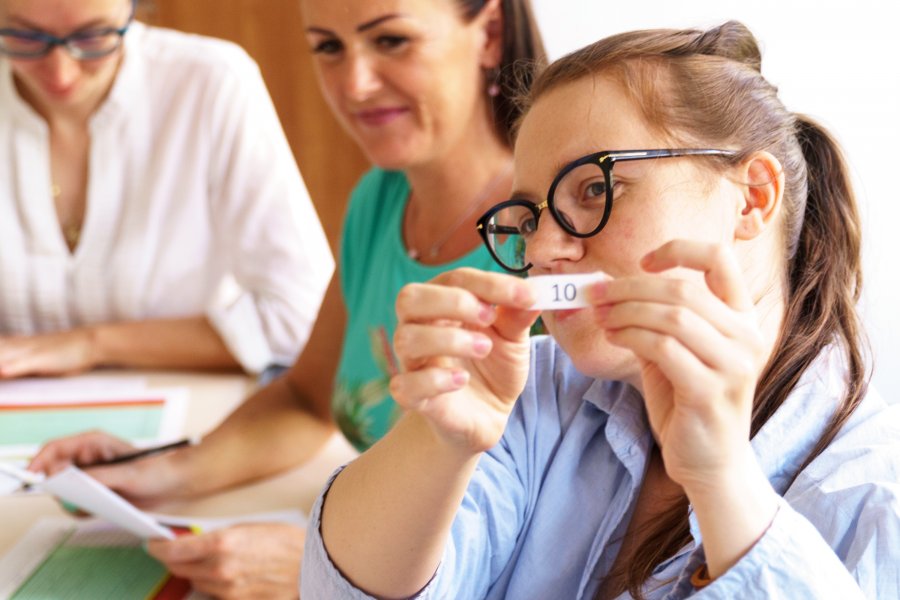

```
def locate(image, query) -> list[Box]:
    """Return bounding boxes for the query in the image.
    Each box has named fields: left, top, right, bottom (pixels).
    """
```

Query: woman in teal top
left=31, top=0, right=547, bottom=596
left=334, top=168, right=501, bottom=449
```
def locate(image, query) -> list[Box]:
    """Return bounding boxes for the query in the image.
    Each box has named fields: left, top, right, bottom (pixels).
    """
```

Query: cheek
left=10, top=61, right=40, bottom=81
left=591, top=213, right=658, bottom=274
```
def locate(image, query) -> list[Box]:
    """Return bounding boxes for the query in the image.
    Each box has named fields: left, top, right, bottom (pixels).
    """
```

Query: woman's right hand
left=390, top=268, right=538, bottom=454
left=28, top=431, right=186, bottom=507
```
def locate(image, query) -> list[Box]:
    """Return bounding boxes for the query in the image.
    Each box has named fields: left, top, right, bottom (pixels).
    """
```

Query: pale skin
left=0, top=0, right=239, bottom=378
left=30, top=0, right=522, bottom=596
left=320, top=74, right=787, bottom=597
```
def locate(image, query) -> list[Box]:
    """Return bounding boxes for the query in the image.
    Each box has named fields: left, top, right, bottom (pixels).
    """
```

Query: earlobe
left=735, top=151, right=784, bottom=240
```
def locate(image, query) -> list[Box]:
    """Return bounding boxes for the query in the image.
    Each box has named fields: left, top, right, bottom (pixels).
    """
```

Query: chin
left=548, top=319, right=638, bottom=382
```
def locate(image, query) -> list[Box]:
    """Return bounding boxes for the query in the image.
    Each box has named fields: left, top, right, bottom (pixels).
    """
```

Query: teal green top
left=333, top=168, right=501, bottom=451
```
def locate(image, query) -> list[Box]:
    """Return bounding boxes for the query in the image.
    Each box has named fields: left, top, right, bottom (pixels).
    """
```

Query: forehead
left=513, top=74, right=661, bottom=192
left=300, top=0, right=461, bottom=28
left=1, top=0, right=127, bottom=28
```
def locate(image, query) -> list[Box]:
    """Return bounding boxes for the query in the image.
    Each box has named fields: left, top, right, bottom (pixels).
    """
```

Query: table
left=0, top=370, right=358, bottom=555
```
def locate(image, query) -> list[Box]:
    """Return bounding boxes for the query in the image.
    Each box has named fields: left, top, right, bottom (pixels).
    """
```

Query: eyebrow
left=508, top=188, right=542, bottom=203
left=306, top=14, right=408, bottom=36
left=8, top=15, right=114, bottom=33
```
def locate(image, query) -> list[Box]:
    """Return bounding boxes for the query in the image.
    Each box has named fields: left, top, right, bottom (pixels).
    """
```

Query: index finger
left=641, top=241, right=753, bottom=311
left=434, top=268, right=536, bottom=308
left=396, top=268, right=535, bottom=325
left=29, top=431, right=133, bottom=475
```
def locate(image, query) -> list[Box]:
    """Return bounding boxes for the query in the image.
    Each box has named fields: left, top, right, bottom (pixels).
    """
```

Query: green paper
left=11, top=545, right=168, bottom=599
left=0, top=406, right=162, bottom=446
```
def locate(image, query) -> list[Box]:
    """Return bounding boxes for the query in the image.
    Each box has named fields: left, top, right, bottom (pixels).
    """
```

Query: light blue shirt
left=303, top=336, right=900, bottom=598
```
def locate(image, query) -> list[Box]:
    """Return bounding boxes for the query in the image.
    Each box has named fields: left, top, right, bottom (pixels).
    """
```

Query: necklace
left=406, top=163, right=512, bottom=261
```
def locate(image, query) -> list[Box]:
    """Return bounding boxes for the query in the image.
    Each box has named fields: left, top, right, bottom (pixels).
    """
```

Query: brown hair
left=455, top=0, right=547, bottom=146
left=519, top=21, right=868, bottom=599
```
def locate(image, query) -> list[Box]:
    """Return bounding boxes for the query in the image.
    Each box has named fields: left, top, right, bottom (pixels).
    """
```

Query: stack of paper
left=0, top=375, right=187, bottom=459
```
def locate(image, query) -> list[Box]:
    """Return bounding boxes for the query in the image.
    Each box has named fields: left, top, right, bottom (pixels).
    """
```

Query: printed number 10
left=552, top=283, right=576, bottom=302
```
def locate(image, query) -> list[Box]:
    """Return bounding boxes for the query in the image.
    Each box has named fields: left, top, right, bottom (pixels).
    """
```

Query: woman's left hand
left=0, top=329, right=97, bottom=379
left=591, top=240, right=769, bottom=493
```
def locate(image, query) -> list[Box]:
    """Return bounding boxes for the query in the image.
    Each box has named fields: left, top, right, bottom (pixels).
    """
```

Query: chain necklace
left=406, top=163, right=512, bottom=261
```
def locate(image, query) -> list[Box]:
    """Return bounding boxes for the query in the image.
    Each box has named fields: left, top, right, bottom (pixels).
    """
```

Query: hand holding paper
left=38, top=466, right=174, bottom=540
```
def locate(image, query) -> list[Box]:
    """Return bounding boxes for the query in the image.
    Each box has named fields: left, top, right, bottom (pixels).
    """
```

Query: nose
left=41, top=46, right=81, bottom=90
left=525, top=208, right=585, bottom=272
left=342, top=51, right=381, bottom=101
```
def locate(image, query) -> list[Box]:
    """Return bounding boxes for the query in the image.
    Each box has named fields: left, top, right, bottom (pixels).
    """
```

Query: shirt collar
left=583, top=378, right=653, bottom=483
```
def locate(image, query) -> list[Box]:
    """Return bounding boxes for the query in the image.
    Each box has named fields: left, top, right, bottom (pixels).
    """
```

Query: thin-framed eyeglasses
left=0, top=3, right=135, bottom=60
left=476, top=148, right=737, bottom=273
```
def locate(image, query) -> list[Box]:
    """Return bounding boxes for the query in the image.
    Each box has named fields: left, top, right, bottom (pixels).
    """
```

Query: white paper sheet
left=527, top=272, right=610, bottom=310
left=38, top=466, right=174, bottom=540
left=0, top=375, right=147, bottom=399
left=0, top=387, right=188, bottom=459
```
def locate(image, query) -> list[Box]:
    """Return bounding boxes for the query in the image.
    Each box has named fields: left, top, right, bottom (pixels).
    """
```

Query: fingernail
left=473, top=335, right=491, bottom=357
left=515, top=284, right=535, bottom=307
left=61, top=500, right=80, bottom=515
left=479, top=303, right=496, bottom=324
left=589, top=280, right=608, bottom=301
left=451, top=370, right=469, bottom=387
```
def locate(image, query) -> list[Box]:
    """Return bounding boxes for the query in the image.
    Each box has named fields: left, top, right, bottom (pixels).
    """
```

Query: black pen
left=86, top=436, right=201, bottom=467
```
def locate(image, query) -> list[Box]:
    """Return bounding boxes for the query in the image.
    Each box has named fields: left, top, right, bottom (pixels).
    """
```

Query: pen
left=0, top=461, right=45, bottom=486
left=86, top=436, right=201, bottom=467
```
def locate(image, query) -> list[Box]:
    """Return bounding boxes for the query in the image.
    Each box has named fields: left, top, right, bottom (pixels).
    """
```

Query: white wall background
left=533, top=0, right=900, bottom=400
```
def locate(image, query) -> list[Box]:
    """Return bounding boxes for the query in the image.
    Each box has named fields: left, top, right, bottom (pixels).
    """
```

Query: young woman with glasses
left=30, top=0, right=546, bottom=596
left=0, top=0, right=333, bottom=377
left=303, top=21, right=900, bottom=599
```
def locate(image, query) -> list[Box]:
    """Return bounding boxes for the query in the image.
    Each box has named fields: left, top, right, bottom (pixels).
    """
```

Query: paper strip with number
left=527, top=273, right=609, bottom=310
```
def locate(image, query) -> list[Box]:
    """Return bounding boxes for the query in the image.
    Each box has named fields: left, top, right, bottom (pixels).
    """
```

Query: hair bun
left=692, top=21, right=762, bottom=72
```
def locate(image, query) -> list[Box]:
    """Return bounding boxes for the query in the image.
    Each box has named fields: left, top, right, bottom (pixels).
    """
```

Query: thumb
left=491, top=307, right=541, bottom=343
left=147, top=533, right=210, bottom=564
left=84, top=463, right=142, bottom=497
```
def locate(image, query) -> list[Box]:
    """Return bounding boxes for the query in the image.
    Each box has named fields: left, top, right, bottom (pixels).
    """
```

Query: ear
left=475, top=0, right=505, bottom=70
left=734, top=151, right=785, bottom=241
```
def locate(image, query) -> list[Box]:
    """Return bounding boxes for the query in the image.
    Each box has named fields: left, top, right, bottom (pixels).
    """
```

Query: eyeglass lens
left=0, top=30, right=124, bottom=59
left=485, top=160, right=610, bottom=271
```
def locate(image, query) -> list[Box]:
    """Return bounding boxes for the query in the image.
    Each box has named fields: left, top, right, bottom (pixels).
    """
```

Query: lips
left=354, top=107, right=409, bottom=127
left=43, top=82, right=77, bottom=99
left=550, top=308, right=584, bottom=322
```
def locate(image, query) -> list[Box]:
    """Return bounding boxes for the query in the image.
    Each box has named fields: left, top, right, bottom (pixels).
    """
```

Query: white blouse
left=0, top=23, right=334, bottom=373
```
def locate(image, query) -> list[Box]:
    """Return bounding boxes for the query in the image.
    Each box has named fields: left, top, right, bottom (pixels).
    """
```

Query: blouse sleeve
left=203, top=47, right=334, bottom=373
left=301, top=408, right=532, bottom=599
left=683, top=404, right=900, bottom=598
left=301, top=340, right=568, bottom=598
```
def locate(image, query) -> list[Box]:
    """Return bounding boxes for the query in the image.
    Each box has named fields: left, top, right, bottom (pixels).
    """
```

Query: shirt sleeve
left=301, top=409, right=531, bottom=599
left=682, top=403, right=900, bottom=598
left=203, top=46, right=334, bottom=373
left=302, top=341, right=564, bottom=598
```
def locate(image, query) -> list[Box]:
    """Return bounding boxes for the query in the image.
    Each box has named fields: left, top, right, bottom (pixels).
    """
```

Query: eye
left=374, top=34, right=409, bottom=52
left=518, top=214, right=538, bottom=236
left=311, top=38, right=343, bottom=55
left=584, top=180, right=608, bottom=200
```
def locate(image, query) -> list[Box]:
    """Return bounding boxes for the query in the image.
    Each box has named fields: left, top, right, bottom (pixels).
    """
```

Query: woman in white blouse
left=0, top=0, right=334, bottom=376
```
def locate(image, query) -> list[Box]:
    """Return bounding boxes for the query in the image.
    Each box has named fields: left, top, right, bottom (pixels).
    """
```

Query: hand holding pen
left=82, top=436, right=199, bottom=467
left=26, top=431, right=202, bottom=506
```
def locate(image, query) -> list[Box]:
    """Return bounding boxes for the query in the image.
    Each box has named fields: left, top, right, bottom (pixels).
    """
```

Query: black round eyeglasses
left=475, top=148, right=736, bottom=273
